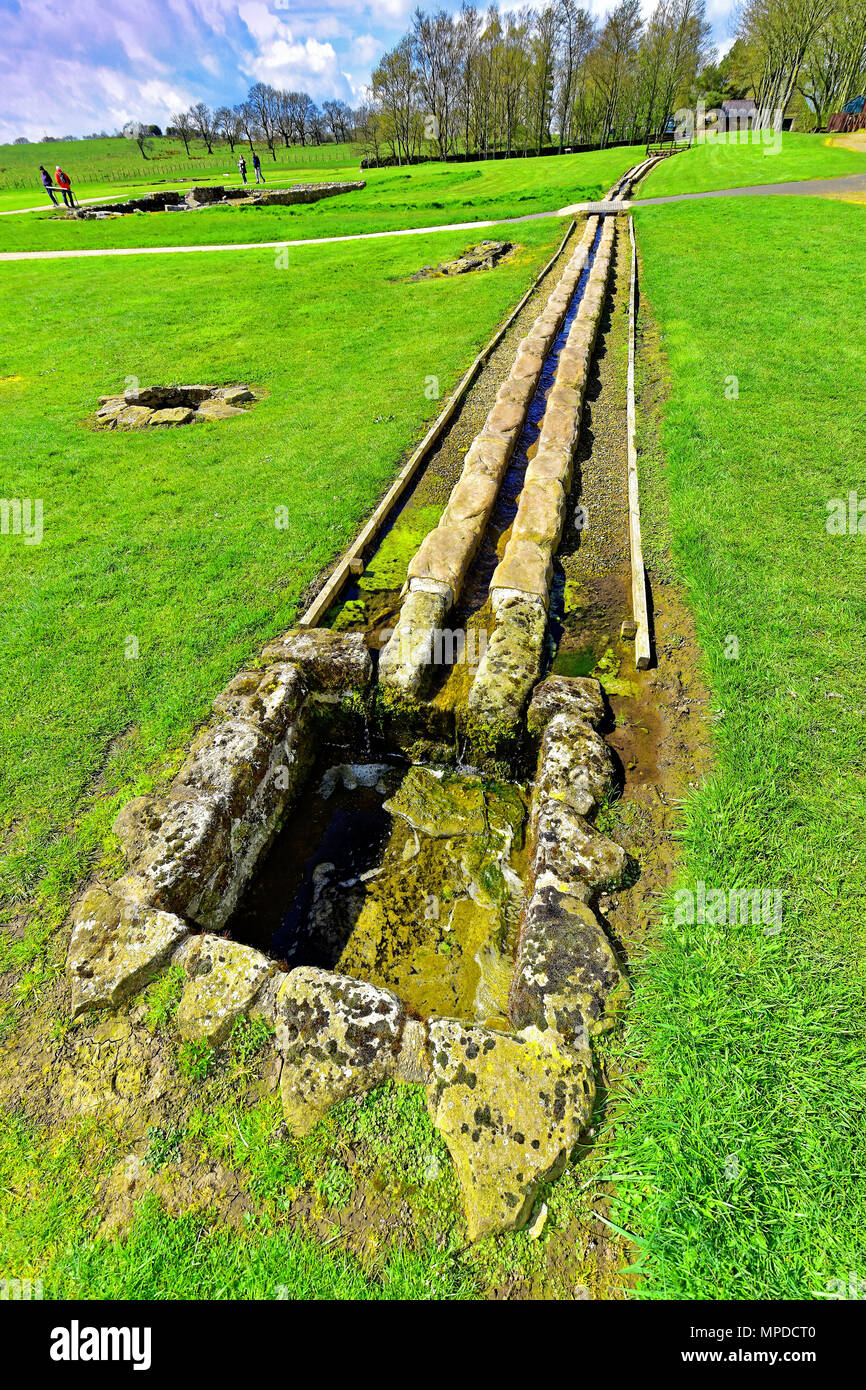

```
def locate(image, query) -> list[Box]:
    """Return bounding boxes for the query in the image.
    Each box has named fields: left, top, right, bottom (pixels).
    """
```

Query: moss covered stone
left=426, top=1019, right=595, bottom=1241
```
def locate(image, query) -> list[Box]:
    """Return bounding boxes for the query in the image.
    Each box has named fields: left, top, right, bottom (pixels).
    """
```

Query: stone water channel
left=66, top=164, right=658, bottom=1241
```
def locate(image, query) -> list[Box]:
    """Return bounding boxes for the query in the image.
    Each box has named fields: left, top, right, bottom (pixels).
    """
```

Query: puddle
left=227, top=755, right=530, bottom=1027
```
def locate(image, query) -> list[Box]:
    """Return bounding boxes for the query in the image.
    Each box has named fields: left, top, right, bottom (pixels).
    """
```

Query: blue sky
left=0, top=0, right=738, bottom=144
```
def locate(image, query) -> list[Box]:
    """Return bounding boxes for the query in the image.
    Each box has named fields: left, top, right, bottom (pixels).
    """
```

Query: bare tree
left=215, top=106, right=241, bottom=151
left=738, top=0, right=834, bottom=128
left=286, top=91, right=316, bottom=146
left=412, top=7, right=461, bottom=156
left=593, top=0, right=643, bottom=145
left=373, top=38, right=417, bottom=162
left=170, top=109, right=194, bottom=156
left=122, top=120, right=152, bottom=159
left=246, top=83, right=279, bottom=159
left=323, top=99, right=351, bottom=143
left=798, top=0, right=866, bottom=125
left=555, top=1, right=595, bottom=150
left=188, top=102, right=216, bottom=153
left=237, top=101, right=259, bottom=153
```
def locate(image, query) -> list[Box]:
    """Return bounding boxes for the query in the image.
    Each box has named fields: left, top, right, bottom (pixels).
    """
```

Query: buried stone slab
left=508, top=882, right=627, bottom=1039
left=534, top=712, right=615, bottom=818
left=410, top=240, right=514, bottom=280
left=530, top=800, right=627, bottom=894
left=426, top=1019, right=595, bottom=1241
left=66, top=886, right=188, bottom=1018
left=260, top=628, right=372, bottom=694
left=526, top=674, right=606, bottom=743
left=275, top=967, right=406, bottom=1135
left=176, top=934, right=275, bottom=1046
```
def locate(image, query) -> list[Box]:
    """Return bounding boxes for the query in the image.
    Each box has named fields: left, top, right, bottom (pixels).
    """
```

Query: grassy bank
left=0, top=136, right=362, bottom=191
left=0, top=147, right=642, bottom=249
left=611, top=194, right=866, bottom=1298
left=0, top=218, right=566, bottom=992
left=641, top=131, right=866, bottom=197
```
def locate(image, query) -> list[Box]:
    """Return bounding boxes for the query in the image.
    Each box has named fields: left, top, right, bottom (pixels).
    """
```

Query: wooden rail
left=626, top=215, right=652, bottom=670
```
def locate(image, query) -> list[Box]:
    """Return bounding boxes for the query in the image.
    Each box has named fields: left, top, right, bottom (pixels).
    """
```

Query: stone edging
left=509, top=676, right=629, bottom=1039
left=378, top=216, right=599, bottom=703
left=66, top=629, right=371, bottom=1045
left=465, top=217, right=617, bottom=755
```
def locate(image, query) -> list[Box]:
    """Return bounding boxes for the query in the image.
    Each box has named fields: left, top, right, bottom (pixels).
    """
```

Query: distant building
left=721, top=99, right=757, bottom=130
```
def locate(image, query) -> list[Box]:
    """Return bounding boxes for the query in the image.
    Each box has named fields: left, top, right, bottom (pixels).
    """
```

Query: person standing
left=237, top=153, right=247, bottom=184
left=252, top=150, right=265, bottom=184
left=54, top=165, right=74, bottom=207
left=39, top=165, right=58, bottom=205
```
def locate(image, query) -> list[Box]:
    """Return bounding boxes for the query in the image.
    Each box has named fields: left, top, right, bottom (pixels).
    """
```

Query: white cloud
left=351, top=33, right=383, bottom=68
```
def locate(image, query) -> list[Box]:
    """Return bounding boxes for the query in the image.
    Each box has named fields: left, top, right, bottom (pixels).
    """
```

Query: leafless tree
left=246, top=83, right=279, bottom=159
left=189, top=101, right=216, bottom=154
left=170, top=109, right=194, bottom=156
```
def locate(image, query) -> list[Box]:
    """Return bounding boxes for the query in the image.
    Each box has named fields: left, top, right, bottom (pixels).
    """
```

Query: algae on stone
left=426, top=1018, right=596, bottom=1241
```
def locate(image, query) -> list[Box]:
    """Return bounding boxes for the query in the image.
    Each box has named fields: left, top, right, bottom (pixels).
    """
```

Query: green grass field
left=641, top=130, right=866, bottom=197
left=0, top=147, right=643, bottom=249
left=0, top=166, right=358, bottom=215
left=0, top=135, right=361, bottom=192
left=0, top=218, right=566, bottom=983
left=613, top=193, right=866, bottom=1299
left=1, top=134, right=864, bottom=1301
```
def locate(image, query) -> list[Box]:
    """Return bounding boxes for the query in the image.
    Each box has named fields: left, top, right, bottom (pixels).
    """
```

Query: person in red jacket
left=54, top=166, right=74, bottom=208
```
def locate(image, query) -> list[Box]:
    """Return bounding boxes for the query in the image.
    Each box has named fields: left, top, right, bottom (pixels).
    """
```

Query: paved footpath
left=632, top=171, right=866, bottom=205
left=1, top=172, right=864, bottom=263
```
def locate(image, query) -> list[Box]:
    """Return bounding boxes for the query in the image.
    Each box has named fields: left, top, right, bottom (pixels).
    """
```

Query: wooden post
left=627, top=215, right=652, bottom=670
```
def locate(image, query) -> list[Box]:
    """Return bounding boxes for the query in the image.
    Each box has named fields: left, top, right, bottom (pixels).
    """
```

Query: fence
left=0, top=143, right=363, bottom=191
left=827, top=112, right=866, bottom=134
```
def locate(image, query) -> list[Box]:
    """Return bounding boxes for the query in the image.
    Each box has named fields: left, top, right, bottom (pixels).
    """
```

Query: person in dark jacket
left=39, top=166, right=58, bottom=204
left=54, top=165, right=75, bottom=207
left=237, top=154, right=247, bottom=184
left=252, top=150, right=265, bottom=184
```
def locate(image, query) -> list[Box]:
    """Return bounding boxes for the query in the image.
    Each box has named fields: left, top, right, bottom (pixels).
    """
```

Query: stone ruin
left=66, top=204, right=639, bottom=1242
left=71, top=181, right=366, bottom=220
left=93, top=384, right=258, bottom=429
left=410, top=240, right=515, bottom=281
left=66, top=629, right=631, bottom=1242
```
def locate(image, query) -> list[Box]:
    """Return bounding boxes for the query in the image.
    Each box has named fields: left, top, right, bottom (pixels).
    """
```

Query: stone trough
left=68, top=189, right=642, bottom=1241
left=67, top=622, right=629, bottom=1240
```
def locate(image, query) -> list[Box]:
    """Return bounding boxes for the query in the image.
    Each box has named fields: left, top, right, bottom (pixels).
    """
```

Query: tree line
left=26, top=0, right=863, bottom=160
left=122, top=88, right=359, bottom=159
left=360, top=0, right=866, bottom=163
